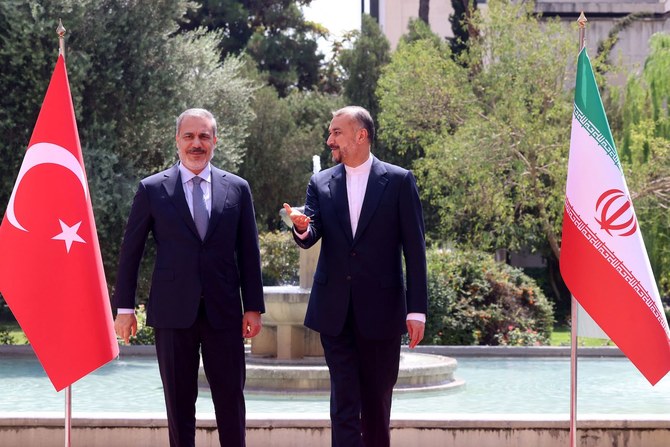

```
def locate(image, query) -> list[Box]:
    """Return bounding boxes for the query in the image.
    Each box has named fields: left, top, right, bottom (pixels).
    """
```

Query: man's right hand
left=283, top=203, right=311, bottom=233
left=114, top=313, right=138, bottom=345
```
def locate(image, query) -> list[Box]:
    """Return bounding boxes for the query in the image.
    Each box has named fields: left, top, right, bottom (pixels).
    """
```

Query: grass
left=550, top=325, right=613, bottom=347
left=0, top=321, right=29, bottom=345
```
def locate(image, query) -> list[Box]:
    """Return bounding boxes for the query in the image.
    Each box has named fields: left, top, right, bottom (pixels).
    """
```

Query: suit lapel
left=329, top=164, right=354, bottom=244
left=163, top=164, right=201, bottom=239
left=353, top=157, right=388, bottom=244
left=207, top=167, right=230, bottom=241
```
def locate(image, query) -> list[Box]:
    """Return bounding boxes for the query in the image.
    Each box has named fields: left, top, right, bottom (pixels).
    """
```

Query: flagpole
left=57, top=19, right=66, bottom=57
left=569, top=12, right=588, bottom=447
left=56, top=20, right=73, bottom=447
left=569, top=295, right=578, bottom=447
left=65, top=385, right=72, bottom=447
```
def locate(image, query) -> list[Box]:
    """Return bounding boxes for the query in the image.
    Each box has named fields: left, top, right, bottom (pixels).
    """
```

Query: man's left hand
left=406, top=319, right=425, bottom=349
left=243, top=311, right=262, bottom=338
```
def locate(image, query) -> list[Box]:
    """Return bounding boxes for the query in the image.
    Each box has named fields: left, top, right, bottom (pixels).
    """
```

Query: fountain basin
left=261, top=285, right=311, bottom=324
left=231, top=352, right=462, bottom=395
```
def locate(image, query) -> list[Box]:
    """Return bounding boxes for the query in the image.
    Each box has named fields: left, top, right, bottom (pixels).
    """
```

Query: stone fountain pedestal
left=250, top=241, right=323, bottom=360
left=200, top=209, right=463, bottom=395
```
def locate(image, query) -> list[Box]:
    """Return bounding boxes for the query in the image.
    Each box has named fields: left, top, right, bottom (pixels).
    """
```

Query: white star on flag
left=52, top=219, right=86, bottom=253
left=0, top=53, right=118, bottom=392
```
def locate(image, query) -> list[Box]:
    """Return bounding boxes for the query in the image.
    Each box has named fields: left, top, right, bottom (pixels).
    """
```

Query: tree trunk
left=419, top=0, right=430, bottom=25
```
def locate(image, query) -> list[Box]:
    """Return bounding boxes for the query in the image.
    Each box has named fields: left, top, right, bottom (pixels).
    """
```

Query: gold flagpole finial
left=577, top=12, right=587, bottom=51
left=56, top=18, right=66, bottom=57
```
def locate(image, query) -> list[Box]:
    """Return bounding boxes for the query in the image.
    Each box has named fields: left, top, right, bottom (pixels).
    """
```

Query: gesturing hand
left=283, top=203, right=311, bottom=233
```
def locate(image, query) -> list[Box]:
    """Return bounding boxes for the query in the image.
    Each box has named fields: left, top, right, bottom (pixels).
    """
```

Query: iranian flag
left=560, top=48, right=670, bottom=385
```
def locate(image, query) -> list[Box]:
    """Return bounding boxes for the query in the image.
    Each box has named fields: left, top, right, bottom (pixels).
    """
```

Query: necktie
left=191, top=176, right=208, bottom=240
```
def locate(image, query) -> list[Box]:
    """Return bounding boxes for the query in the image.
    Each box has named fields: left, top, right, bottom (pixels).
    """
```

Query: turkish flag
left=0, top=54, right=119, bottom=391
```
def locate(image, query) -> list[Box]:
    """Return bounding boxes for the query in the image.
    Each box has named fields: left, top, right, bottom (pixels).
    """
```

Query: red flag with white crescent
left=0, top=54, right=119, bottom=391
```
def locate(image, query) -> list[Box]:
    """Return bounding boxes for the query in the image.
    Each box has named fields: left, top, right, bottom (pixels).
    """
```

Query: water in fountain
left=204, top=207, right=464, bottom=394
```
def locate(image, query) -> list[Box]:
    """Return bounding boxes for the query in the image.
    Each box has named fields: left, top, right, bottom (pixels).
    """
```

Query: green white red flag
left=560, top=48, right=670, bottom=385
left=0, top=54, right=118, bottom=391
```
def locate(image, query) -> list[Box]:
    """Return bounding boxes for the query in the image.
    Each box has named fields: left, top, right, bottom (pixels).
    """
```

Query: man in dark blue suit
left=113, top=108, right=264, bottom=447
left=284, top=106, right=428, bottom=447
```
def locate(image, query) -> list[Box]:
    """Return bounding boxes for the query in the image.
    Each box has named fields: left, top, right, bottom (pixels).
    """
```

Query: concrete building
left=363, top=0, right=456, bottom=49
left=363, top=0, right=670, bottom=71
left=537, top=0, right=670, bottom=71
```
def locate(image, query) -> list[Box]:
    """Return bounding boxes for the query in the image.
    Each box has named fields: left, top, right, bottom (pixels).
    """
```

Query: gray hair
left=175, top=108, right=217, bottom=137
left=332, top=106, right=375, bottom=144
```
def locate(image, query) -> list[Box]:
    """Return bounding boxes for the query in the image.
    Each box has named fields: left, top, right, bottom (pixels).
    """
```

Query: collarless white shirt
left=292, top=155, right=425, bottom=324
left=344, top=154, right=373, bottom=237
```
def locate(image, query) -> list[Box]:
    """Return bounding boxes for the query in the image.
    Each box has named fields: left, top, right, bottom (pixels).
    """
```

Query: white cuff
left=406, top=312, right=426, bottom=323
left=117, top=308, right=135, bottom=314
left=293, top=227, right=310, bottom=240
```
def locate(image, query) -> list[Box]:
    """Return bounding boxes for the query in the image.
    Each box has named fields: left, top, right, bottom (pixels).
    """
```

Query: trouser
left=154, top=303, right=246, bottom=447
left=320, top=304, right=401, bottom=447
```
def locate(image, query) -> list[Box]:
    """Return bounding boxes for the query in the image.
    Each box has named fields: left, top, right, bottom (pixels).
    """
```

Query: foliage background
left=425, top=248, right=554, bottom=346
left=1, top=0, right=670, bottom=340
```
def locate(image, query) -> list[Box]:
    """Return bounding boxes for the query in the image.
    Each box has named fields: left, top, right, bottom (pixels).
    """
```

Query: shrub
left=425, top=248, right=554, bottom=346
left=128, top=304, right=155, bottom=346
left=259, top=231, right=299, bottom=286
left=0, top=328, right=15, bottom=345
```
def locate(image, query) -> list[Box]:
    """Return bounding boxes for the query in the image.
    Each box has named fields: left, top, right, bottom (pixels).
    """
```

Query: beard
left=330, top=148, right=342, bottom=164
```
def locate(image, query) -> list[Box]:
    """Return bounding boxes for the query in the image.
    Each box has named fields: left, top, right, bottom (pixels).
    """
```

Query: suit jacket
left=112, top=164, right=264, bottom=329
left=294, top=156, right=428, bottom=339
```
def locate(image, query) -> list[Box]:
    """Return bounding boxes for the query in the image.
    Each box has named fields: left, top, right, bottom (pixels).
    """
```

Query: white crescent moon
left=6, top=142, right=88, bottom=232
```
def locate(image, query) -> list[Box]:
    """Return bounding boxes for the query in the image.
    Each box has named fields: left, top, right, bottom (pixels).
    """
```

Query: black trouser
left=155, top=303, right=246, bottom=447
left=320, top=304, right=401, bottom=447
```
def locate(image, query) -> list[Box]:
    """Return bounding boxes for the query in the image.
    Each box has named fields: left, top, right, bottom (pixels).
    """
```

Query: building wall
left=537, top=0, right=670, bottom=73
left=2, top=415, right=670, bottom=447
left=365, top=0, right=670, bottom=72
left=368, top=0, right=455, bottom=49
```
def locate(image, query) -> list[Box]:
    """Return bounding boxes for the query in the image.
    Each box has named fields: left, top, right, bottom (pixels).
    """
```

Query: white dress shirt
left=296, top=155, right=425, bottom=324
left=179, top=163, right=212, bottom=218
left=344, top=155, right=373, bottom=237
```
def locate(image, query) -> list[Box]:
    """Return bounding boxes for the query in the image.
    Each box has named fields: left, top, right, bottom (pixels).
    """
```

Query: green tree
left=449, top=0, right=478, bottom=60
left=339, top=14, right=390, bottom=123
left=377, top=19, right=473, bottom=166
left=617, top=33, right=670, bottom=296
left=178, top=0, right=252, bottom=56
left=338, top=14, right=405, bottom=165
left=179, top=0, right=325, bottom=96
left=0, top=0, right=256, bottom=292
left=239, top=80, right=342, bottom=230
left=377, top=0, right=575, bottom=305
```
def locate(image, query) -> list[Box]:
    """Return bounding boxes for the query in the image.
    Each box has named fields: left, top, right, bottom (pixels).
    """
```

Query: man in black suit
left=284, top=105, right=428, bottom=447
left=113, top=108, right=264, bottom=447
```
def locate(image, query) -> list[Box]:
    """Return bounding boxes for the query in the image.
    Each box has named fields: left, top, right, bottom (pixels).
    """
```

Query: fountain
left=243, top=222, right=462, bottom=394
left=202, top=158, right=463, bottom=394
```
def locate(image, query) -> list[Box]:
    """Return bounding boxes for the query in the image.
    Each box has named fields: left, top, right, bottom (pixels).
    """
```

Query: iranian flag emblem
left=560, top=48, right=670, bottom=385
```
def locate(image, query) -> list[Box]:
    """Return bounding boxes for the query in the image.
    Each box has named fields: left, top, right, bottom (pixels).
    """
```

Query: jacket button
left=346, top=275, right=352, bottom=281
left=350, top=251, right=356, bottom=257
